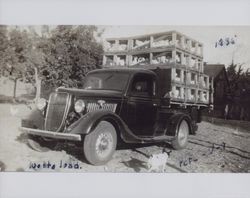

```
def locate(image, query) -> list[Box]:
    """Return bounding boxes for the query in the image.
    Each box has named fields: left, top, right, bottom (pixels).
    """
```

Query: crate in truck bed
left=103, top=30, right=213, bottom=107
left=147, top=66, right=213, bottom=106
left=103, top=30, right=204, bottom=73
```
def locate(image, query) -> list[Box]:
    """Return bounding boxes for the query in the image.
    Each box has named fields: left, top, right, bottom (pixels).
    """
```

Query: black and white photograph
left=0, top=0, right=250, bottom=197
left=0, top=25, right=250, bottom=173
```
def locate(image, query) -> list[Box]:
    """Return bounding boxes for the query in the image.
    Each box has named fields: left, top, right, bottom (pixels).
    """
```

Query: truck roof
left=88, top=67, right=156, bottom=76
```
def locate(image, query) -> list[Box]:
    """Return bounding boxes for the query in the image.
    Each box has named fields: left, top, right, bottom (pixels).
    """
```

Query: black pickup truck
left=20, top=67, right=211, bottom=165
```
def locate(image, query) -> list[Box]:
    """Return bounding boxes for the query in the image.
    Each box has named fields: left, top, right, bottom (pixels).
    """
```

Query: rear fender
left=166, top=113, right=194, bottom=136
left=66, top=110, right=140, bottom=143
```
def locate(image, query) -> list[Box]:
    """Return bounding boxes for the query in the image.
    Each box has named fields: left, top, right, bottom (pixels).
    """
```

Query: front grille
left=45, top=92, right=71, bottom=131
left=87, top=103, right=117, bottom=113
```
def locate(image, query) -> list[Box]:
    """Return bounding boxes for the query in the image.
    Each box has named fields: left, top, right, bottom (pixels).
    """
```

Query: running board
left=138, top=135, right=174, bottom=142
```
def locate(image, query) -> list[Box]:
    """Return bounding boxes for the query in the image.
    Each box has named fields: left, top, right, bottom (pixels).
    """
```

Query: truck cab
left=20, top=67, right=208, bottom=165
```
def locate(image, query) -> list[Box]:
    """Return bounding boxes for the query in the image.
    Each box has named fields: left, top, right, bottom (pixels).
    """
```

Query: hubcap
left=95, top=132, right=113, bottom=159
left=178, top=120, right=189, bottom=146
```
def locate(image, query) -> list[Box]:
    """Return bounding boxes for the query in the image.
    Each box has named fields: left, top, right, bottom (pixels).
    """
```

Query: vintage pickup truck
left=20, top=67, right=212, bottom=165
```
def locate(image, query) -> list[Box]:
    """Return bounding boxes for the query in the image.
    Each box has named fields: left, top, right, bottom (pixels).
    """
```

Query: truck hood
left=57, top=87, right=123, bottom=99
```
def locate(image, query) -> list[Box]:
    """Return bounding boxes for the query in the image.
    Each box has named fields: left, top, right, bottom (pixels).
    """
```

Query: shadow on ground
left=121, top=157, right=148, bottom=172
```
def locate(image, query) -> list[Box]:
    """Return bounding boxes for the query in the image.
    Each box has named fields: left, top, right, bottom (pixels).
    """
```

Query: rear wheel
left=83, top=121, right=117, bottom=165
left=172, top=119, right=190, bottom=150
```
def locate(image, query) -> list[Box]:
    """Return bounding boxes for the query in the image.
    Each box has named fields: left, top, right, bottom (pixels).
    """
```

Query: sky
left=99, top=26, right=250, bottom=71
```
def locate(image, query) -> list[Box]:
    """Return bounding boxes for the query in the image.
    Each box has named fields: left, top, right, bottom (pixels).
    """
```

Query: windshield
left=83, top=72, right=130, bottom=91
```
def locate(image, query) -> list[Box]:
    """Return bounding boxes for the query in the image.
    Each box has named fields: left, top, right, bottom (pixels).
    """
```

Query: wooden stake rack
left=103, top=30, right=213, bottom=107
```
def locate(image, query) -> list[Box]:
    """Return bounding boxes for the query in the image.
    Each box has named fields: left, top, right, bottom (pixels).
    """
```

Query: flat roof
left=105, top=30, right=203, bottom=46
left=88, top=67, right=156, bottom=76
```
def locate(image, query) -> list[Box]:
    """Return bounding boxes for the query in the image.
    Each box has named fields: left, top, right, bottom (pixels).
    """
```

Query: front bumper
left=19, top=127, right=82, bottom=141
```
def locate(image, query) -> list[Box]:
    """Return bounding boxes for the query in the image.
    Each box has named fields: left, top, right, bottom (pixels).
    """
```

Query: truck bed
left=150, top=66, right=213, bottom=107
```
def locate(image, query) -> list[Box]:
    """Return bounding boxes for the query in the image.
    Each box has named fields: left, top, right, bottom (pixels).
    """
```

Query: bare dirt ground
left=0, top=103, right=249, bottom=173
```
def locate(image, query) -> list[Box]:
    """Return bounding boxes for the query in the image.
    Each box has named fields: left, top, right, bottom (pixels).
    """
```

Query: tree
left=227, top=62, right=244, bottom=96
left=0, top=26, right=8, bottom=76
left=39, top=25, right=103, bottom=90
left=2, top=27, right=45, bottom=100
left=226, top=61, right=250, bottom=120
left=3, top=28, right=30, bottom=98
left=0, top=25, right=103, bottom=100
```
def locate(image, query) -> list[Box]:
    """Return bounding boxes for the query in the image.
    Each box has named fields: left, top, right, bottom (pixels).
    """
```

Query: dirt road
left=0, top=103, right=249, bottom=173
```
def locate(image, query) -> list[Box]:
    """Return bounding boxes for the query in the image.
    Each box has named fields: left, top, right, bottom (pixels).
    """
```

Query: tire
left=27, top=135, right=57, bottom=152
left=83, top=121, right=117, bottom=165
left=172, top=119, right=190, bottom=150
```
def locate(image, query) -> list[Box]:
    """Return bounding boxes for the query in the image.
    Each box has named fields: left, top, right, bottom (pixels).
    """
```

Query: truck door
left=126, top=73, right=159, bottom=136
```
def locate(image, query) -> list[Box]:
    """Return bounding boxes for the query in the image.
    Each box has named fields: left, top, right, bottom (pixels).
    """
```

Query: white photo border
left=0, top=0, right=250, bottom=197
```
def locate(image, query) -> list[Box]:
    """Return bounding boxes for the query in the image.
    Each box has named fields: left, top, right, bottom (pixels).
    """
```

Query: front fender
left=66, top=110, right=116, bottom=135
left=66, top=110, right=143, bottom=143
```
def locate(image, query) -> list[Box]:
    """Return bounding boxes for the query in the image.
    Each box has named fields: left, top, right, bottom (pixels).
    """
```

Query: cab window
left=131, top=74, right=155, bottom=97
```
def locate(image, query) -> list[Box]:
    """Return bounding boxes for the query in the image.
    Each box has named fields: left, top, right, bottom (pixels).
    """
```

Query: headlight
left=74, top=99, right=86, bottom=113
left=37, top=98, right=47, bottom=111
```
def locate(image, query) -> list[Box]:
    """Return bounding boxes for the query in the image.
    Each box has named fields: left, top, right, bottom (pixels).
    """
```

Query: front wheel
left=83, top=121, right=117, bottom=165
left=172, top=119, right=190, bottom=150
